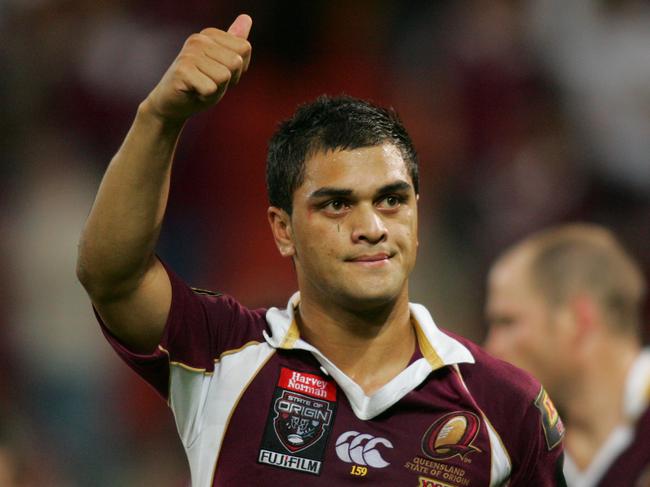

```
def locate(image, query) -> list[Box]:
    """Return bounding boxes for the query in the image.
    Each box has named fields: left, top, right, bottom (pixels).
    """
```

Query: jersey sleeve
left=508, top=386, right=567, bottom=486
left=451, top=333, right=567, bottom=486
left=97, top=260, right=268, bottom=400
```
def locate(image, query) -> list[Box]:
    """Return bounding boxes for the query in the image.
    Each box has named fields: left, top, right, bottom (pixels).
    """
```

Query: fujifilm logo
left=258, top=449, right=322, bottom=475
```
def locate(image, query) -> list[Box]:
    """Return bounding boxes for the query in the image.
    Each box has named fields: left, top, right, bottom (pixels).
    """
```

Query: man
left=485, top=224, right=650, bottom=487
left=77, top=14, right=565, bottom=486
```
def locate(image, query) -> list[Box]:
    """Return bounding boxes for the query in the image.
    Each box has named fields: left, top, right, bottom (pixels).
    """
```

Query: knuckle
left=175, top=54, right=195, bottom=73
left=171, top=79, right=188, bottom=93
left=238, top=39, right=252, bottom=55
left=197, top=82, right=217, bottom=97
left=177, top=51, right=194, bottom=63
left=184, top=33, right=204, bottom=48
left=173, top=60, right=188, bottom=76
left=199, top=27, right=220, bottom=37
left=229, top=53, right=244, bottom=70
left=220, top=65, right=232, bottom=81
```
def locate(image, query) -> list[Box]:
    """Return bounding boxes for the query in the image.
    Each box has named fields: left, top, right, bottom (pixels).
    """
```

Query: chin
left=336, top=285, right=405, bottom=312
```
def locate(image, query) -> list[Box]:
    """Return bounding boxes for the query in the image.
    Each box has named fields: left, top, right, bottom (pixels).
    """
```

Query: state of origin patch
left=258, top=367, right=338, bottom=475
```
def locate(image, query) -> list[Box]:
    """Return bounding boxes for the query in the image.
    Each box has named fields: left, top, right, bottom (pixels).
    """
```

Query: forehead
left=299, top=143, right=411, bottom=193
left=488, top=249, right=541, bottom=306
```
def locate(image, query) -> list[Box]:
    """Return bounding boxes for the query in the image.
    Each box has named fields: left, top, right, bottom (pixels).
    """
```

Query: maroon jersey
left=597, top=406, right=650, bottom=487
left=564, top=350, right=650, bottom=487
left=100, top=265, right=566, bottom=486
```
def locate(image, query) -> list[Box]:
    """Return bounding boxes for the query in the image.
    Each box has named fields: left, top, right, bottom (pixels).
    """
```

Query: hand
left=143, top=14, right=252, bottom=124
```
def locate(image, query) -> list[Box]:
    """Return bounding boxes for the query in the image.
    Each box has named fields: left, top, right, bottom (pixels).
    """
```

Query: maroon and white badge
left=258, top=368, right=338, bottom=475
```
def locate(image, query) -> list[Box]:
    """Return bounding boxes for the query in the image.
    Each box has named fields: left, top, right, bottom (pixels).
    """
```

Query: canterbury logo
left=335, top=431, right=393, bottom=468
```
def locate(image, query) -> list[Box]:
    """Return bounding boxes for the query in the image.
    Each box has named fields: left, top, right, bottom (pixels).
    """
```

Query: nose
left=351, top=204, right=388, bottom=244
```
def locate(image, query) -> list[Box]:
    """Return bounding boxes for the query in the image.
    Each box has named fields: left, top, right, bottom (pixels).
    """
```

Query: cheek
left=520, top=323, right=555, bottom=366
left=407, top=216, right=419, bottom=246
left=299, top=230, right=340, bottom=262
left=519, top=322, right=541, bottom=346
left=393, top=220, right=418, bottom=246
left=505, top=321, right=538, bottom=355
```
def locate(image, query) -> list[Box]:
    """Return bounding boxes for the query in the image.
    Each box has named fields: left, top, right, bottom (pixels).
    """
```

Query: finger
left=178, top=66, right=219, bottom=99
left=174, top=50, right=227, bottom=95
left=226, top=14, right=253, bottom=71
left=201, top=47, right=243, bottom=85
left=241, top=40, right=252, bottom=72
left=193, top=69, right=228, bottom=104
left=194, top=54, right=239, bottom=89
left=184, top=32, right=247, bottom=86
left=227, top=14, right=252, bottom=39
left=199, top=28, right=251, bottom=57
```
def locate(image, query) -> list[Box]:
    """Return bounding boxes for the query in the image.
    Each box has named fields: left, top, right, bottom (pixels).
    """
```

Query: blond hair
left=515, top=224, right=646, bottom=335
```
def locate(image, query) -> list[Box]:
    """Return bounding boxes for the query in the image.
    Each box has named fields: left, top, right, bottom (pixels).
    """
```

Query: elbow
left=75, top=240, right=90, bottom=287
left=75, top=242, right=117, bottom=301
left=76, top=258, right=121, bottom=303
left=75, top=255, right=92, bottom=291
left=75, top=240, right=150, bottom=302
left=76, top=246, right=101, bottom=297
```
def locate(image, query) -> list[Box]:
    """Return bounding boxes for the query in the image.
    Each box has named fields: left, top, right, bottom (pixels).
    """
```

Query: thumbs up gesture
left=143, top=14, right=252, bottom=124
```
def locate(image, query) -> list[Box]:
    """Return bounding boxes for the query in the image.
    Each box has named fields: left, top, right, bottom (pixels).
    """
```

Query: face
left=272, top=143, right=418, bottom=312
left=484, top=250, right=569, bottom=399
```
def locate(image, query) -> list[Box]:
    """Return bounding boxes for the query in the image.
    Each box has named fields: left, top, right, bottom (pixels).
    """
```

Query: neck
left=297, top=290, right=415, bottom=396
left=563, top=337, right=640, bottom=470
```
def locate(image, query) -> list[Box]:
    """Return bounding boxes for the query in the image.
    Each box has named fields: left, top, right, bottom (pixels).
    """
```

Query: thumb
left=227, top=14, right=253, bottom=39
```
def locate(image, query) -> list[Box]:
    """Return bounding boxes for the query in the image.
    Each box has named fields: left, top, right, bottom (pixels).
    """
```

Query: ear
left=565, top=293, right=600, bottom=347
left=267, top=206, right=295, bottom=258
left=415, top=194, right=420, bottom=248
left=573, top=294, right=598, bottom=330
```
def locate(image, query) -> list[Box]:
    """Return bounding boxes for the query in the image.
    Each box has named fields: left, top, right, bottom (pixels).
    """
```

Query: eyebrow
left=308, top=187, right=354, bottom=199
left=376, top=181, right=412, bottom=195
left=308, top=180, right=413, bottom=200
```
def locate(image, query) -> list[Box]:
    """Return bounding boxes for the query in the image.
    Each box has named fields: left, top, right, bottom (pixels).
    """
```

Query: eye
left=377, top=194, right=405, bottom=210
left=490, top=316, right=515, bottom=329
left=322, top=199, right=351, bottom=215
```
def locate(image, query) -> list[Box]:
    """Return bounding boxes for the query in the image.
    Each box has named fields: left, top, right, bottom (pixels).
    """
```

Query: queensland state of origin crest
left=273, top=390, right=333, bottom=452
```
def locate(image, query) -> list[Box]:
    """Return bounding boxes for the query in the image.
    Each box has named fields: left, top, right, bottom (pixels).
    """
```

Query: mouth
left=345, top=252, right=394, bottom=265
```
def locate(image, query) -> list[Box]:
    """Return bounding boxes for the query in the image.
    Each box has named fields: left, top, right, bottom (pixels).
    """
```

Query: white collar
left=624, top=347, right=650, bottom=421
left=263, top=292, right=474, bottom=420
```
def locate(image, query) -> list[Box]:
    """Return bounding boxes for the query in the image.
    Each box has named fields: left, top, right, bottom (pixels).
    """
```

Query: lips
left=346, top=252, right=393, bottom=263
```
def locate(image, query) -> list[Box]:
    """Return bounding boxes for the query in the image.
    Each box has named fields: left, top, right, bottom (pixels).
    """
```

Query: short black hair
left=266, top=95, right=419, bottom=214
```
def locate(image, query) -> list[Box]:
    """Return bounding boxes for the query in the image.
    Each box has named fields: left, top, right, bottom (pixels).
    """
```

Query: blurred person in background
left=77, top=12, right=566, bottom=486
left=485, top=223, right=650, bottom=486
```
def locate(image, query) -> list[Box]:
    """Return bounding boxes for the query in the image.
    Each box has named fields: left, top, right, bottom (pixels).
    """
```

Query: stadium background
left=0, top=0, right=648, bottom=485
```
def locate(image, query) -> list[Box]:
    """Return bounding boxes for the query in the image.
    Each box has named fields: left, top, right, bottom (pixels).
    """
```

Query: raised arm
left=76, top=15, right=253, bottom=352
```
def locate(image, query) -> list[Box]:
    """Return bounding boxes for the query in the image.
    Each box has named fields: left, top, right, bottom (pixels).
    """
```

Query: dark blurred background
left=1, top=0, right=648, bottom=485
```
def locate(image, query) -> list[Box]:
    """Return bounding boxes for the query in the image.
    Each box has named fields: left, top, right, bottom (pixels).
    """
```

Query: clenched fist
left=143, top=14, right=252, bottom=124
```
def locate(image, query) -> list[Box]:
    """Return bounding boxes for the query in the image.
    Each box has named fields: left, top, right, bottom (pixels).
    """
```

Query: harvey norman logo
left=280, top=368, right=337, bottom=400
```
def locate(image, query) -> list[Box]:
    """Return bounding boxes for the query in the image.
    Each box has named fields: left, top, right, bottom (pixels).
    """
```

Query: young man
left=485, top=224, right=650, bottom=487
left=77, top=14, right=565, bottom=486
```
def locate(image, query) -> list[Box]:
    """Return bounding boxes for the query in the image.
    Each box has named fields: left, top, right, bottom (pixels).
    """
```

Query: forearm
left=77, top=101, right=183, bottom=300
left=77, top=14, right=252, bottom=312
